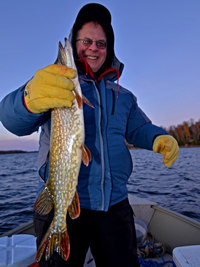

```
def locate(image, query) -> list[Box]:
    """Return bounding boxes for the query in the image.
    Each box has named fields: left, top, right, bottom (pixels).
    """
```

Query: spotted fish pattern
left=34, top=38, right=91, bottom=262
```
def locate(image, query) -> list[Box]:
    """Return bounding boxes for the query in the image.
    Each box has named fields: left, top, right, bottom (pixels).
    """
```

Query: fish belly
left=49, top=105, right=84, bottom=215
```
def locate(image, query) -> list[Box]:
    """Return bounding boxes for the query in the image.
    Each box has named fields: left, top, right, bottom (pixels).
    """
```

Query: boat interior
left=1, top=194, right=200, bottom=266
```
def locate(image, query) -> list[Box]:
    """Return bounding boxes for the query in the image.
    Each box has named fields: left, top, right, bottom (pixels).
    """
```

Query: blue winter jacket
left=0, top=54, right=167, bottom=212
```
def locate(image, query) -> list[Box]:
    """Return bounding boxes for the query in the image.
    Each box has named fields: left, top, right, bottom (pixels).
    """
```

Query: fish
left=34, top=38, right=92, bottom=262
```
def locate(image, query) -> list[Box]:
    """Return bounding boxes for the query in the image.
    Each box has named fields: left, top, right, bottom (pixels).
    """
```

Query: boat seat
left=0, top=234, right=36, bottom=267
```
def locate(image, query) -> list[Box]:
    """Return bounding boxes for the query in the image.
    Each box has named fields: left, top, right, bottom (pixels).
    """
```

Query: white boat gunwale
left=1, top=194, right=200, bottom=265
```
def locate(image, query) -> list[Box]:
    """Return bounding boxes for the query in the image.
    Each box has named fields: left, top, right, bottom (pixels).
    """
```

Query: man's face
left=76, top=22, right=107, bottom=73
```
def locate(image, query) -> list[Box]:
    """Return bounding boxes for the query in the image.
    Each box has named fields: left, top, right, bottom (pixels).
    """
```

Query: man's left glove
left=153, top=135, right=179, bottom=168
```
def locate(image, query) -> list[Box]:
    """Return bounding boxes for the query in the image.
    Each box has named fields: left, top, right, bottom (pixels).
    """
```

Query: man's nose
left=89, top=41, right=98, bottom=50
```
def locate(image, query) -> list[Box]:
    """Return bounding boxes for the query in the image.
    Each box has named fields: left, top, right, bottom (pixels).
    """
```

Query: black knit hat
left=72, top=3, right=114, bottom=70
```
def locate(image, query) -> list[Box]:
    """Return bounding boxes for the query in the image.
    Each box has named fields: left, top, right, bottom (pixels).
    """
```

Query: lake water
left=0, top=147, right=199, bottom=235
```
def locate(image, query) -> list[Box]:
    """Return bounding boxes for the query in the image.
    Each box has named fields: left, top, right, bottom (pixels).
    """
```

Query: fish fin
left=73, top=89, right=82, bottom=108
left=124, top=139, right=134, bottom=149
left=35, top=220, right=70, bottom=262
left=68, top=191, right=80, bottom=219
left=84, top=145, right=92, bottom=162
left=81, top=144, right=92, bottom=166
left=45, top=231, right=70, bottom=261
left=34, top=186, right=54, bottom=215
left=82, top=94, right=94, bottom=108
left=74, top=89, right=94, bottom=109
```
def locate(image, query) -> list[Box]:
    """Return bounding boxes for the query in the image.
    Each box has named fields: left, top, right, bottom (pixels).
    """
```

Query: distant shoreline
left=0, top=150, right=38, bottom=154
left=0, top=145, right=199, bottom=154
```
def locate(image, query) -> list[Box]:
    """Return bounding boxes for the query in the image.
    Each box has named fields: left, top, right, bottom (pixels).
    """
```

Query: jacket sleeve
left=0, top=84, right=46, bottom=136
left=126, top=95, right=168, bottom=150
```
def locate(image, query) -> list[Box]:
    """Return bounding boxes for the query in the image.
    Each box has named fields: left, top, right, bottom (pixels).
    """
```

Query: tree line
left=161, top=119, right=200, bottom=146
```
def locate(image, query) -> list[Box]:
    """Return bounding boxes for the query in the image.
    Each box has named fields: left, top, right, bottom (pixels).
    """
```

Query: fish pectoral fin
left=74, top=89, right=94, bottom=109
left=74, top=89, right=82, bottom=108
left=82, top=94, right=94, bottom=108
left=34, top=186, right=54, bottom=215
left=68, top=190, right=80, bottom=219
left=81, top=144, right=92, bottom=166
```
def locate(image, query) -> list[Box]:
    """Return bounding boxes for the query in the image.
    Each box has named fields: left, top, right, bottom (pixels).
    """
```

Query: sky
left=0, top=0, right=199, bottom=151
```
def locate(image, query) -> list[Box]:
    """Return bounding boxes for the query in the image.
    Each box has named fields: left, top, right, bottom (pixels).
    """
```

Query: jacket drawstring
left=98, top=68, right=120, bottom=98
left=76, top=59, right=95, bottom=80
left=76, top=59, right=120, bottom=97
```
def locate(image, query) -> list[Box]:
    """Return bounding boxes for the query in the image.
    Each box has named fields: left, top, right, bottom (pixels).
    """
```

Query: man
left=0, top=3, right=179, bottom=267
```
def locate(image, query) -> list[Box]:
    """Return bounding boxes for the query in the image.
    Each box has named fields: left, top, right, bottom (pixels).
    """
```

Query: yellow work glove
left=153, top=135, right=179, bottom=168
left=24, top=64, right=76, bottom=113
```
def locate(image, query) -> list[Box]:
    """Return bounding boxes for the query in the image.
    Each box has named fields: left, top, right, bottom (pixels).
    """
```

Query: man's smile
left=86, top=56, right=98, bottom=60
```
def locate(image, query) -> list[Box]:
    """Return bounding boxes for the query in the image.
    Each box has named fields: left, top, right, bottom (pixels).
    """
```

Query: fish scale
left=34, top=38, right=92, bottom=262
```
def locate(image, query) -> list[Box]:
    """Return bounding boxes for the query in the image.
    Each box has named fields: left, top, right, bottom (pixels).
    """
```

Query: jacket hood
left=68, top=3, right=124, bottom=77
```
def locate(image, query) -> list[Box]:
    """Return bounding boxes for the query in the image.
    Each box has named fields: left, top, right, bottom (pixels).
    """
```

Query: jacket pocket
left=111, top=88, right=116, bottom=115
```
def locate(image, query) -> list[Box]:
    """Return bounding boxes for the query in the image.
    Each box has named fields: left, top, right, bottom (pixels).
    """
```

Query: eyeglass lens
left=78, top=38, right=106, bottom=49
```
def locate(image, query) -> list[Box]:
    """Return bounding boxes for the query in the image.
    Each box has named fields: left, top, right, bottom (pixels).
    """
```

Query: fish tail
left=34, top=223, right=52, bottom=262
left=35, top=220, right=70, bottom=262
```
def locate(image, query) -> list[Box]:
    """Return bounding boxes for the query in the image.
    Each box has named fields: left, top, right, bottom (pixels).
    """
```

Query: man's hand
left=153, top=135, right=179, bottom=168
left=24, top=64, right=76, bottom=114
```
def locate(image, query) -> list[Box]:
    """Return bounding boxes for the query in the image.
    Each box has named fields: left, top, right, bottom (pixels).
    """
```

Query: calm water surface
left=0, top=147, right=199, bottom=235
left=0, top=152, right=38, bottom=234
left=128, top=147, right=200, bottom=221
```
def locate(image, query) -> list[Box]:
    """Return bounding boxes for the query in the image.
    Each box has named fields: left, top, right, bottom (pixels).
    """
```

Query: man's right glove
left=24, top=64, right=76, bottom=114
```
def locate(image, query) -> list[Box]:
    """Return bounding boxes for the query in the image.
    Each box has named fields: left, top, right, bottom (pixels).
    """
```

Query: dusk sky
left=0, top=0, right=199, bottom=151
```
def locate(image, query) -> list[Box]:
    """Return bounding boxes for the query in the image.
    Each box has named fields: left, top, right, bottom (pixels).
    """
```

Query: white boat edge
left=1, top=194, right=200, bottom=255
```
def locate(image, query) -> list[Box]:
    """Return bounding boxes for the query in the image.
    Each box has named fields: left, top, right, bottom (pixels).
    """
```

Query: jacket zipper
left=93, top=81, right=105, bottom=211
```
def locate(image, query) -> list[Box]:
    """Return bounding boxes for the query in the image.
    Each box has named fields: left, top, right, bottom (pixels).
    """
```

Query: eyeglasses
left=76, top=38, right=107, bottom=49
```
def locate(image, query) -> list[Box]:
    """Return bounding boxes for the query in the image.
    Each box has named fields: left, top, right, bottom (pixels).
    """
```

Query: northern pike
left=34, top=38, right=92, bottom=262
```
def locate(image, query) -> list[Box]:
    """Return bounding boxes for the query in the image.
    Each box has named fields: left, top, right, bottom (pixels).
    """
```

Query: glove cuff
left=23, top=96, right=33, bottom=114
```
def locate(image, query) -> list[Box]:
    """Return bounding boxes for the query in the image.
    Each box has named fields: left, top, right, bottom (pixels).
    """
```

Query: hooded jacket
left=0, top=4, right=168, bottom=211
left=0, top=51, right=167, bottom=212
